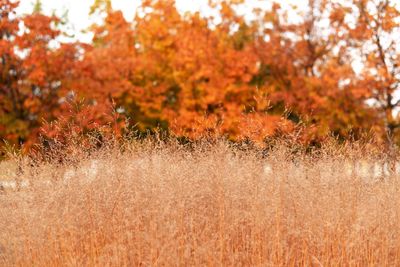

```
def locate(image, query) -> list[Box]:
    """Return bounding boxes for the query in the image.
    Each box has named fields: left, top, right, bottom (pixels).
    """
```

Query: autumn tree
left=79, top=0, right=289, bottom=141
left=0, top=0, right=21, bottom=146
left=0, top=0, right=81, bottom=149
left=250, top=0, right=379, bottom=143
left=343, top=0, right=400, bottom=144
left=1, top=0, right=398, bottom=151
left=74, top=0, right=383, bottom=144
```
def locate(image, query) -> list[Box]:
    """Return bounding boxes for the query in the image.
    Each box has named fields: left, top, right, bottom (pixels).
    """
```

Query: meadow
left=3, top=0, right=400, bottom=265
left=1, top=138, right=400, bottom=266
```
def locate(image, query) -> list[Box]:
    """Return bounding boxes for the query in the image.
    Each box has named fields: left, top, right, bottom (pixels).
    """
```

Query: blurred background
left=1, top=0, right=400, bottom=152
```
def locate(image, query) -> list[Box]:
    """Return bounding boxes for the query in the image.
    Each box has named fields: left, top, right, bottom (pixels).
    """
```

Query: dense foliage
left=1, top=0, right=400, bottom=150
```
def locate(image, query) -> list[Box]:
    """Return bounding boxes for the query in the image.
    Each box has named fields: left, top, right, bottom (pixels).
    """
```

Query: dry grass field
left=1, top=139, right=400, bottom=266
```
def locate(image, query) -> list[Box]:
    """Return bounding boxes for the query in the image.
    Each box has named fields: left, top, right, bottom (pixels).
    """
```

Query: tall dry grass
left=1, top=138, right=400, bottom=266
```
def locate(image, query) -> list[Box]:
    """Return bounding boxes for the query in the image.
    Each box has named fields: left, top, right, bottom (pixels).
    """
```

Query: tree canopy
left=1, top=0, right=400, bottom=151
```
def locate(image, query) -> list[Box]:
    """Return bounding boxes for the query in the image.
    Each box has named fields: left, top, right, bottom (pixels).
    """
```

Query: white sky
left=16, top=0, right=305, bottom=42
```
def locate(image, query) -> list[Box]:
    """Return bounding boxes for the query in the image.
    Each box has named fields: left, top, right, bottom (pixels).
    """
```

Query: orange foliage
left=2, top=0, right=400, bottom=149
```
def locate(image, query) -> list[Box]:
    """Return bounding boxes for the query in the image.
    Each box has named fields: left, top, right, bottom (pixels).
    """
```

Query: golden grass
left=1, top=139, right=400, bottom=266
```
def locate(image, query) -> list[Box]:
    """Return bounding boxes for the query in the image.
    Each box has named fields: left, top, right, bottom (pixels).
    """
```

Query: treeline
left=1, top=0, right=400, bottom=151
